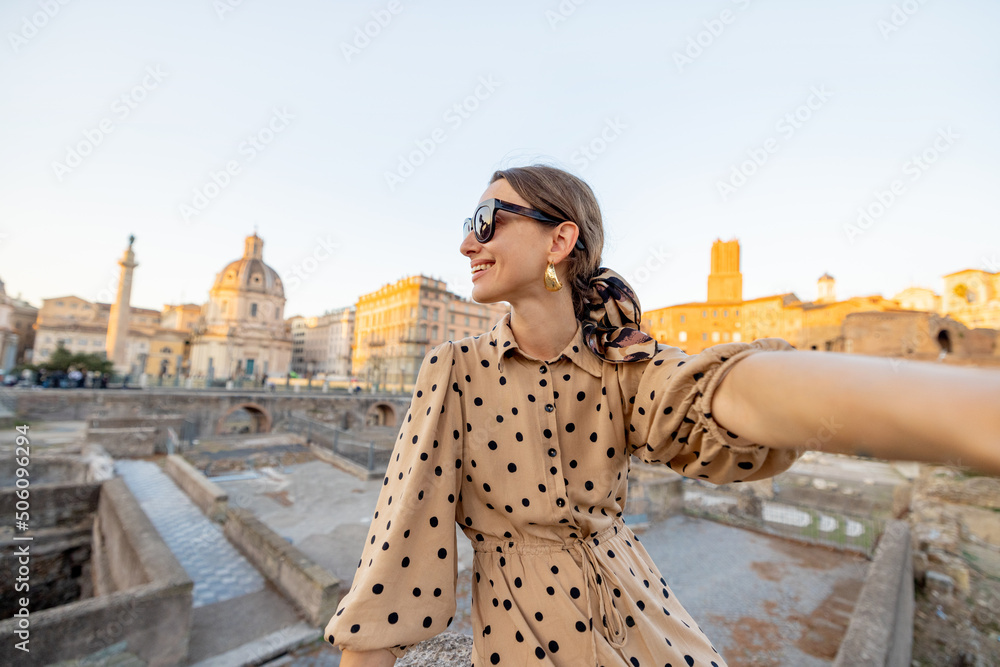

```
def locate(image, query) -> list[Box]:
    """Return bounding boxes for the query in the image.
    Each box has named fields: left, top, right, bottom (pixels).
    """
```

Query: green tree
left=39, top=343, right=114, bottom=373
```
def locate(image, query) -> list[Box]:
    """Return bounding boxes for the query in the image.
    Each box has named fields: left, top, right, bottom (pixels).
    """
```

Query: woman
left=327, top=165, right=1000, bottom=666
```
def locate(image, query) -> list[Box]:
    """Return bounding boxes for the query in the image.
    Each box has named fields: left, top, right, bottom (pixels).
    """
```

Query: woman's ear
left=548, top=221, right=580, bottom=264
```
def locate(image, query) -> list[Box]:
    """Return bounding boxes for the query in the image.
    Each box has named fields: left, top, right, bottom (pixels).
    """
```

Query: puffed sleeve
left=324, top=341, right=465, bottom=658
left=617, top=337, right=805, bottom=484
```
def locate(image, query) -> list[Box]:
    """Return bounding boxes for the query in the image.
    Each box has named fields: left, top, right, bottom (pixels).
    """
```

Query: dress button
left=548, top=448, right=557, bottom=458
left=556, top=498, right=566, bottom=507
left=545, top=404, right=554, bottom=412
left=539, top=365, right=547, bottom=374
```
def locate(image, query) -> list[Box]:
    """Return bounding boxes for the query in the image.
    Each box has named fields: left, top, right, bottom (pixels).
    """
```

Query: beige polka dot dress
left=325, top=313, right=804, bottom=666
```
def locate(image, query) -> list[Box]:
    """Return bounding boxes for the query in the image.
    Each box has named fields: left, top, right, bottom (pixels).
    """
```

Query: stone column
left=106, top=236, right=138, bottom=375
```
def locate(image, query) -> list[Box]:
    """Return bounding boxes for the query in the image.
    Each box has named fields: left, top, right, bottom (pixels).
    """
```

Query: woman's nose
left=460, top=230, right=480, bottom=256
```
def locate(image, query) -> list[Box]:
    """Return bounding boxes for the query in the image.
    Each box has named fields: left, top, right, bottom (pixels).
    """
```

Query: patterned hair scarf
left=580, top=267, right=658, bottom=362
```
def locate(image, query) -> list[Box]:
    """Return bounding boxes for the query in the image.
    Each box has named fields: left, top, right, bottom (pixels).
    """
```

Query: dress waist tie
left=573, top=535, right=628, bottom=661
left=469, top=522, right=630, bottom=664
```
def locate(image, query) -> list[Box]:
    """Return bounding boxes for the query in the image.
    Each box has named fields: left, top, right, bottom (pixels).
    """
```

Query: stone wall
left=833, top=520, right=913, bottom=667
left=224, top=507, right=340, bottom=626
left=163, top=454, right=228, bottom=522
left=0, top=477, right=194, bottom=666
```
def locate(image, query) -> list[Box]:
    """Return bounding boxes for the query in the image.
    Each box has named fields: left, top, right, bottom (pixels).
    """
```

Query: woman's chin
left=471, top=282, right=502, bottom=305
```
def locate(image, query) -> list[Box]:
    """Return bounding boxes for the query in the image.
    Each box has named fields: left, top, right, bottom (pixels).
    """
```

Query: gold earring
left=544, top=262, right=563, bottom=292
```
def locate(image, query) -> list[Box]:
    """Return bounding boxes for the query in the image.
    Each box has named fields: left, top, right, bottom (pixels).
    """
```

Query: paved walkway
left=114, top=459, right=265, bottom=608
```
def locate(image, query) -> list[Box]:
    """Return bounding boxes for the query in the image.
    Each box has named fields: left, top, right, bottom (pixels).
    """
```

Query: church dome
left=211, top=234, right=284, bottom=298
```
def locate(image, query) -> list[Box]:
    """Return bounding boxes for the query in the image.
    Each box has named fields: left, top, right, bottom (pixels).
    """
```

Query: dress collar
left=488, top=312, right=605, bottom=378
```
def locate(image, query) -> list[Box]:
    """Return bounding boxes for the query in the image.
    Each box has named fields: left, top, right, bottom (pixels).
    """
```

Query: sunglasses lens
left=474, top=205, right=492, bottom=242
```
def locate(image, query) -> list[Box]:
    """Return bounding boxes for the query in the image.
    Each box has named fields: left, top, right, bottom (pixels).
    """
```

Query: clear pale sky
left=1, top=0, right=997, bottom=319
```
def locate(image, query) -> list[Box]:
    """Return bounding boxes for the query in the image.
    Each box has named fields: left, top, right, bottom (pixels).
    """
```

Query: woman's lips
left=471, top=262, right=494, bottom=282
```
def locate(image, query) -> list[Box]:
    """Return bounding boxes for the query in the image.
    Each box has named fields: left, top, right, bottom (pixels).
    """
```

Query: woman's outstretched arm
left=711, top=350, right=1000, bottom=475
left=339, top=648, right=396, bottom=667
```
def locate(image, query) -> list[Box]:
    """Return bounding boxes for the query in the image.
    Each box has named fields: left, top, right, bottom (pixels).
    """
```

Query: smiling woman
left=327, top=164, right=1000, bottom=667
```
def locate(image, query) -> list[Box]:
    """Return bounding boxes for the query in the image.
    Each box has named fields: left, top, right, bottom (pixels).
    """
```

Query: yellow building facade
left=31, top=295, right=190, bottom=377
left=352, top=275, right=508, bottom=391
left=642, top=239, right=902, bottom=354
left=940, top=269, right=1000, bottom=330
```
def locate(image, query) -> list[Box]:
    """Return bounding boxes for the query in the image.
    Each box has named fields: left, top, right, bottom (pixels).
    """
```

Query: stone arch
left=936, top=329, right=952, bottom=354
left=216, top=402, right=272, bottom=434
left=366, top=402, right=397, bottom=428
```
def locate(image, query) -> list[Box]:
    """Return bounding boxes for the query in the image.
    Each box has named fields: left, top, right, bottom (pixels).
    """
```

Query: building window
left=679, top=331, right=687, bottom=342
left=733, top=332, right=742, bottom=342
left=251, top=303, right=258, bottom=317
left=711, top=331, right=720, bottom=342
left=679, top=314, right=685, bottom=323
left=735, top=309, right=739, bottom=316
left=723, top=310, right=728, bottom=317
left=421, top=306, right=428, bottom=319
left=713, top=310, right=718, bottom=317
left=723, top=332, right=730, bottom=341
left=465, top=316, right=470, bottom=326
left=449, top=329, right=455, bottom=340
left=702, top=310, right=707, bottom=318
left=702, top=333, right=708, bottom=341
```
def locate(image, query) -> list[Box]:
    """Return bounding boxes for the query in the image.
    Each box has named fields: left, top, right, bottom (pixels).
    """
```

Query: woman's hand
left=338, top=648, right=397, bottom=667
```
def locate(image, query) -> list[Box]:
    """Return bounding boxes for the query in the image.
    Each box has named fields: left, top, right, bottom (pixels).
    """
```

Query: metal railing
left=284, top=413, right=390, bottom=472
left=681, top=479, right=885, bottom=558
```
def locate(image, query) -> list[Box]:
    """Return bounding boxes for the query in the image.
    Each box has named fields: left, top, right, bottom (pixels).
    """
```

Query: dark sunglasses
left=463, top=198, right=586, bottom=251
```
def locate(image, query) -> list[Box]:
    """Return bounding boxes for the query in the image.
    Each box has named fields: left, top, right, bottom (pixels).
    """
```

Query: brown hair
left=489, top=165, right=604, bottom=320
